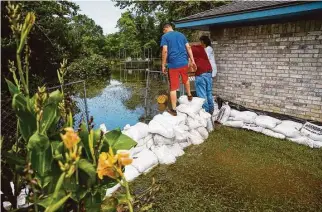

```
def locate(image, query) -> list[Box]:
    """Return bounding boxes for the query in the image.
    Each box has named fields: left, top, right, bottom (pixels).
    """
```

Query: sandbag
left=123, top=122, right=149, bottom=142
left=255, top=115, right=281, bottom=129
left=188, top=129, right=204, bottom=145
left=187, top=117, right=202, bottom=129
left=230, top=109, right=240, bottom=118
left=300, top=122, right=322, bottom=141
left=223, top=120, right=244, bottom=128
left=162, top=111, right=187, bottom=126
left=281, top=120, right=303, bottom=129
left=167, top=143, right=185, bottom=157
left=216, top=102, right=231, bottom=124
left=196, top=114, right=208, bottom=128
left=173, top=125, right=189, bottom=141
left=232, top=111, right=257, bottom=124
left=131, top=149, right=159, bottom=173
left=154, top=134, right=174, bottom=145
left=124, top=165, right=141, bottom=182
left=287, top=136, right=314, bottom=148
left=145, top=138, right=154, bottom=149
left=106, top=184, right=121, bottom=196
left=179, top=140, right=192, bottom=149
left=206, top=118, right=214, bottom=132
left=197, top=127, right=209, bottom=139
left=151, top=145, right=176, bottom=164
left=148, top=119, right=175, bottom=139
left=129, top=145, right=145, bottom=157
left=177, top=96, right=205, bottom=116
left=136, top=134, right=153, bottom=147
left=273, top=121, right=302, bottom=138
left=262, top=129, right=285, bottom=139
left=199, top=109, right=211, bottom=119
left=313, top=140, right=322, bottom=148
left=242, top=123, right=264, bottom=133
left=212, top=109, right=220, bottom=121
left=176, top=104, right=197, bottom=118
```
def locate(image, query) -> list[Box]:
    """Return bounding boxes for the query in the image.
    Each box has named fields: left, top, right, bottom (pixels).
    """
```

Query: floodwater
left=71, top=70, right=169, bottom=130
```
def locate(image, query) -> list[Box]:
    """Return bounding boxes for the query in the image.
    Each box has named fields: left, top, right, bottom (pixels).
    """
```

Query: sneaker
left=167, top=108, right=177, bottom=116
left=188, top=95, right=193, bottom=101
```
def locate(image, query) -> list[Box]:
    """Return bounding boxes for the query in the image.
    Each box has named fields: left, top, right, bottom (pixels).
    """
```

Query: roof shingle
left=177, top=1, right=301, bottom=22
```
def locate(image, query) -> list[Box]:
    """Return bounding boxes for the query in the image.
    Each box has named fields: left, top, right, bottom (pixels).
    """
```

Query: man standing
left=160, top=23, right=196, bottom=116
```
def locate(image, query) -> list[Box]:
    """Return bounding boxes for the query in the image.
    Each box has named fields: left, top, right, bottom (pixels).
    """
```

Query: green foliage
left=67, top=54, right=110, bottom=78
left=3, top=6, right=137, bottom=212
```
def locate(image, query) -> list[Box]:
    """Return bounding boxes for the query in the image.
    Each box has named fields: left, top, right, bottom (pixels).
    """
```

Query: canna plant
left=3, top=2, right=137, bottom=211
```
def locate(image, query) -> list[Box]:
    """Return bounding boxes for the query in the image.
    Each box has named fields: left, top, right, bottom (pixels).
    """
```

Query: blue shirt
left=160, top=31, right=188, bottom=69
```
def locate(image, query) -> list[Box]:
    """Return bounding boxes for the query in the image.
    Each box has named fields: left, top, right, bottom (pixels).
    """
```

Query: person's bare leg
left=184, top=80, right=192, bottom=97
left=170, top=90, right=177, bottom=110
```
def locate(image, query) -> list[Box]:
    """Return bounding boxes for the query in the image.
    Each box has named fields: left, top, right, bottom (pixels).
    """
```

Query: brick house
left=175, top=1, right=322, bottom=122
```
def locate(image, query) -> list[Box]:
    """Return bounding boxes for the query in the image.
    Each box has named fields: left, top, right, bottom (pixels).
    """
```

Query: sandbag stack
left=106, top=95, right=215, bottom=195
left=218, top=104, right=322, bottom=148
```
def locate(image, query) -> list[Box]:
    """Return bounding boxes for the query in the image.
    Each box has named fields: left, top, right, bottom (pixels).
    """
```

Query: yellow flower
left=61, top=127, right=80, bottom=150
left=117, top=150, right=133, bottom=166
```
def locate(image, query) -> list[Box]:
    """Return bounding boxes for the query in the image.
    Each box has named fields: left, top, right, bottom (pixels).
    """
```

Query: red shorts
left=168, top=65, right=189, bottom=91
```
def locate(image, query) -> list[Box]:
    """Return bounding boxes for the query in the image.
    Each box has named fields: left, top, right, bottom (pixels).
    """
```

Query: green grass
left=130, top=126, right=322, bottom=212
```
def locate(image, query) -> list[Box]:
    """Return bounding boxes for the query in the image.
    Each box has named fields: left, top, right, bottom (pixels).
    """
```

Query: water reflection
left=71, top=70, right=168, bottom=130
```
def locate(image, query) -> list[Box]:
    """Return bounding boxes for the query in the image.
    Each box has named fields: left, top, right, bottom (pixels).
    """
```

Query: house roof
left=177, top=1, right=301, bottom=23
left=175, top=1, right=322, bottom=29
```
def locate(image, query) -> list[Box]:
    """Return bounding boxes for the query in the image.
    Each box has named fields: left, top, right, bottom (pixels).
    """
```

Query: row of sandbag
left=215, top=103, right=322, bottom=148
left=106, top=96, right=214, bottom=196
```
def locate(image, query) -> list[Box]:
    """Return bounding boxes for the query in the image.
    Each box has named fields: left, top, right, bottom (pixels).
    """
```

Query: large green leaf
left=31, top=145, right=53, bottom=188
left=79, top=121, right=92, bottom=160
left=47, top=89, right=63, bottom=105
left=6, top=79, right=19, bottom=96
left=104, top=129, right=136, bottom=152
left=40, top=103, right=58, bottom=134
left=38, top=191, right=65, bottom=209
left=44, top=193, right=71, bottom=212
left=12, top=93, right=37, bottom=142
left=28, top=132, right=50, bottom=152
left=78, top=159, right=97, bottom=186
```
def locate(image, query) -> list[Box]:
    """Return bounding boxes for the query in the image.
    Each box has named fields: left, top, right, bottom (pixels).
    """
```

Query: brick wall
left=210, top=19, right=322, bottom=122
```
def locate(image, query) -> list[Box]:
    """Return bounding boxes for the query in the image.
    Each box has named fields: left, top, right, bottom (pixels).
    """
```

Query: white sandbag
left=232, top=111, right=257, bottom=124
left=153, top=134, right=174, bottom=145
left=188, top=129, right=205, bottom=145
left=223, top=120, right=244, bottom=128
left=216, top=102, right=231, bottom=124
left=255, top=115, right=281, bottom=129
left=173, top=125, right=189, bottom=141
left=167, top=143, right=185, bottom=157
left=206, top=118, right=214, bottom=132
left=131, top=149, right=159, bottom=173
left=122, top=122, right=149, bottom=142
left=176, top=104, right=197, bottom=118
left=143, top=164, right=158, bottom=174
left=124, top=165, right=141, bottom=182
left=129, top=145, right=145, bottom=157
left=273, top=121, right=302, bottom=138
left=148, top=119, right=175, bottom=139
left=287, top=136, right=314, bottom=148
left=136, top=134, right=153, bottom=147
left=178, top=95, right=189, bottom=105
left=242, top=123, right=264, bottom=133
left=312, top=140, right=322, bottom=148
left=124, top=124, right=131, bottom=130
left=106, top=184, right=121, bottom=196
left=230, top=109, right=240, bottom=118
left=262, top=129, right=286, bottom=139
left=300, top=122, right=322, bottom=141
left=199, top=109, right=211, bottom=119
left=197, top=127, right=209, bottom=139
left=187, top=117, right=202, bottom=129
left=162, top=111, right=186, bottom=126
left=196, top=114, right=208, bottom=128
left=281, top=120, right=303, bottom=129
left=151, top=145, right=176, bottom=164
left=145, top=138, right=154, bottom=149
left=179, top=140, right=192, bottom=149
left=212, top=109, right=220, bottom=121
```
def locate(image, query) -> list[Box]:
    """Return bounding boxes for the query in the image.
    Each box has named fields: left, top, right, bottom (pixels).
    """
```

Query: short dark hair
left=199, top=35, right=211, bottom=47
left=163, top=23, right=172, bottom=28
